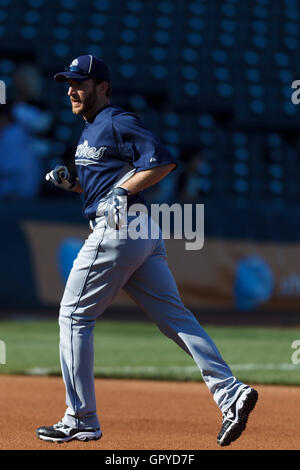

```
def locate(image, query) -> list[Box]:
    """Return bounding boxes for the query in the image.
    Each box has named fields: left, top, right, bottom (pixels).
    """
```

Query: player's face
left=67, top=79, right=100, bottom=118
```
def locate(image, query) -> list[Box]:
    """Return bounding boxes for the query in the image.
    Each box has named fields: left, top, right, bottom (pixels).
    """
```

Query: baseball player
left=36, top=55, right=258, bottom=446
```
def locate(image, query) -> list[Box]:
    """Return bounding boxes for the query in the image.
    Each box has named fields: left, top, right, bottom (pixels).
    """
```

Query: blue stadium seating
left=0, top=0, right=299, bottom=207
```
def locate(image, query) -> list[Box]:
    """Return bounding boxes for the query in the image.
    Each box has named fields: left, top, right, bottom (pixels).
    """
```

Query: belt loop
left=89, top=219, right=98, bottom=230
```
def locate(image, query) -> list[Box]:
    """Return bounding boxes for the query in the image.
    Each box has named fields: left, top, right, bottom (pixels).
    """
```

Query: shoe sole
left=37, top=430, right=102, bottom=443
left=217, top=388, right=258, bottom=447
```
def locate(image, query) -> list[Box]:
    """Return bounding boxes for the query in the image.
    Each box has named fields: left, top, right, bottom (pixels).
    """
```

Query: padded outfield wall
left=1, top=199, right=300, bottom=321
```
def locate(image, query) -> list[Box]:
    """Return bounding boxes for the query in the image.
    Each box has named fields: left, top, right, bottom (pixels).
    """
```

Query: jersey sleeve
left=113, top=112, right=177, bottom=172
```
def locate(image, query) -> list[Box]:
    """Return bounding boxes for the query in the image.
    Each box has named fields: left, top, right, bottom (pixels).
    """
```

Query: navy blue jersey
left=74, top=105, right=177, bottom=219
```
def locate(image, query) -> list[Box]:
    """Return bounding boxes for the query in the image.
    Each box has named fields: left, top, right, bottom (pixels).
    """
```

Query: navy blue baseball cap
left=54, top=55, right=112, bottom=82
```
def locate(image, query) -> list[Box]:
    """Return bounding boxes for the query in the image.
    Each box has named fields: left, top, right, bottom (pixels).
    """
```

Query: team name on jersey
left=75, top=140, right=107, bottom=166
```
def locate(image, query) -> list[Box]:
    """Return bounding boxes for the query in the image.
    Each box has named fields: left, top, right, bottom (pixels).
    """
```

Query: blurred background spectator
left=0, top=101, right=43, bottom=199
left=0, top=62, right=52, bottom=199
left=178, top=150, right=206, bottom=203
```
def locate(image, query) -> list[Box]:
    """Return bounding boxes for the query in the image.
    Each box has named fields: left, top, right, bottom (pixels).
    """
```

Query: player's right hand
left=45, top=165, right=76, bottom=191
left=105, top=187, right=129, bottom=230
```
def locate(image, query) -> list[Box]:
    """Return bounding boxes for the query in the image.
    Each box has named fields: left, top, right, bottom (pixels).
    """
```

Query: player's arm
left=70, top=178, right=84, bottom=193
left=119, top=163, right=176, bottom=195
left=113, top=113, right=178, bottom=196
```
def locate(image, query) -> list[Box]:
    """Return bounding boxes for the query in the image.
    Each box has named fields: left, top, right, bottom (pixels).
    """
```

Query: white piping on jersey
left=75, top=159, right=99, bottom=166
left=112, top=163, right=136, bottom=190
left=88, top=55, right=93, bottom=74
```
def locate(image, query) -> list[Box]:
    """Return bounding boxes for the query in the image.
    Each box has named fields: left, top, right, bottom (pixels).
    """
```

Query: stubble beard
left=71, top=88, right=98, bottom=118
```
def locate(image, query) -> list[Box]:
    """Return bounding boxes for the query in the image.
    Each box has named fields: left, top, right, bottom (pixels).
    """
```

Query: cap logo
left=71, top=59, right=79, bottom=66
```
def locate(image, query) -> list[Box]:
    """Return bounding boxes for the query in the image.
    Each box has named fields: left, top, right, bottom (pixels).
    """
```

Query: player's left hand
left=105, top=187, right=128, bottom=230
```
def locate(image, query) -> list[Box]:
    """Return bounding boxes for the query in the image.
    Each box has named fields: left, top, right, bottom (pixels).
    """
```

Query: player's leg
left=57, top=218, right=153, bottom=431
left=123, top=237, right=246, bottom=414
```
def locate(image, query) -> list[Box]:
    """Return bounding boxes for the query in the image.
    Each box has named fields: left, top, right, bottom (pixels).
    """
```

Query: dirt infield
left=0, top=375, right=299, bottom=451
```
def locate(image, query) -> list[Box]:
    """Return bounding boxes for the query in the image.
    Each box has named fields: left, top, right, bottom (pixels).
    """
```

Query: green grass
left=0, top=319, right=300, bottom=385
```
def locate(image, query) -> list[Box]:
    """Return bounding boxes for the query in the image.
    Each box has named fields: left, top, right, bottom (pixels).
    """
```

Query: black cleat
left=36, top=421, right=102, bottom=443
left=217, top=387, right=258, bottom=447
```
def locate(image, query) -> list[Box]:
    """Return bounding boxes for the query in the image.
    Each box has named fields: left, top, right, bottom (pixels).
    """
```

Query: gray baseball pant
left=59, top=214, right=245, bottom=430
